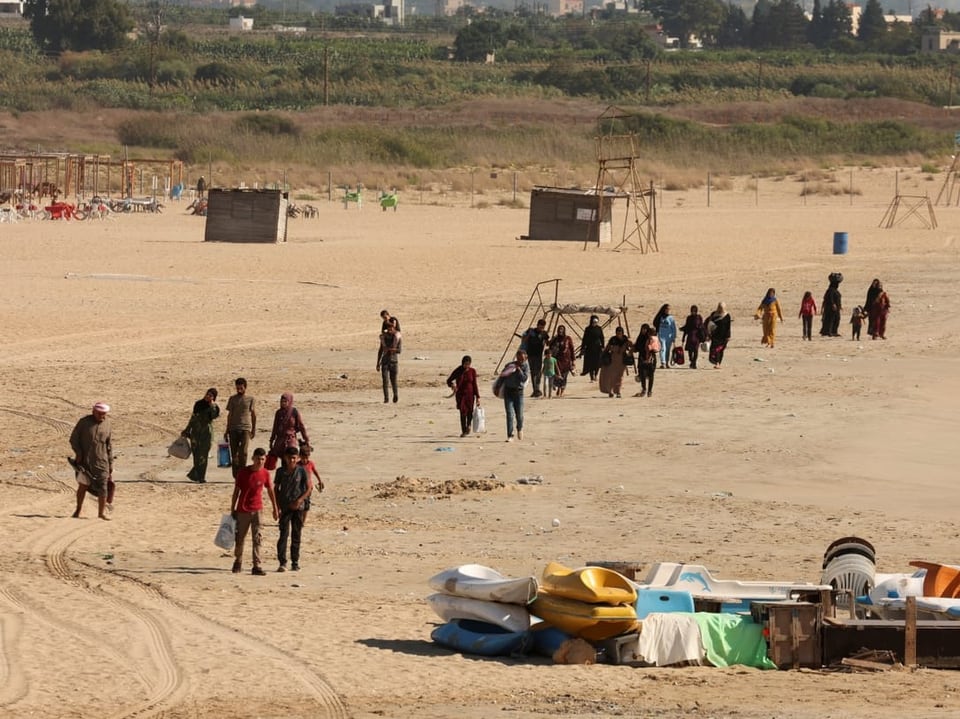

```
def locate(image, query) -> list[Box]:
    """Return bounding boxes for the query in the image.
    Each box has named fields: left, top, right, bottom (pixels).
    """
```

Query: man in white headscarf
left=69, top=401, right=114, bottom=520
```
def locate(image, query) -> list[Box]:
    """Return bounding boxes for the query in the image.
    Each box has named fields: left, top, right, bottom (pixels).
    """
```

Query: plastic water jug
left=217, top=442, right=231, bottom=468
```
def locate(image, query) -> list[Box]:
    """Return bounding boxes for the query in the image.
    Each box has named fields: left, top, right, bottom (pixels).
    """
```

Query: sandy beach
left=1, top=165, right=959, bottom=718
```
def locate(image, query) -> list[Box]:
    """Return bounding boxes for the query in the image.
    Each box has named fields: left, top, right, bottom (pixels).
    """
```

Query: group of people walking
left=176, top=378, right=321, bottom=576
left=463, top=275, right=889, bottom=440
left=777, top=275, right=892, bottom=345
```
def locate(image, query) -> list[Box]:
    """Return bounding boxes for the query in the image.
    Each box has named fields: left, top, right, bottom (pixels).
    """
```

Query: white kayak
left=425, top=593, right=533, bottom=633
left=428, top=564, right=538, bottom=606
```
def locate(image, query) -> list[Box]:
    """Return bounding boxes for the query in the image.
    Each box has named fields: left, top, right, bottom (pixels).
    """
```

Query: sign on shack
left=204, top=188, right=288, bottom=243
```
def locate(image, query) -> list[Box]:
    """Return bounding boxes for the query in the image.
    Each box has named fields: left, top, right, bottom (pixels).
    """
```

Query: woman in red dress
left=868, top=283, right=890, bottom=339
left=446, top=355, right=480, bottom=437
left=549, top=325, right=576, bottom=397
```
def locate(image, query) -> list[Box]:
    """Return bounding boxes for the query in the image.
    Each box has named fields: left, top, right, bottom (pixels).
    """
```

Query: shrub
left=194, top=62, right=245, bottom=85
left=234, top=113, right=300, bottom=136
left=156, top=61, right=192, bottom=85
left=117, top=115, right=182, bottom=148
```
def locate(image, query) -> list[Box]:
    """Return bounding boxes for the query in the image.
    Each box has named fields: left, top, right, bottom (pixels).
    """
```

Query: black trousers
left=639, top=364, right=655, bottom=392
left=277, top=509, right=305, bottom=565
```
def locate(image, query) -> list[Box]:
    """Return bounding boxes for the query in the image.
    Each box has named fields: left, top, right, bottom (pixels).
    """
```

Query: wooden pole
left=324, top=46, right=329, bottom=106
left=904, top=596, right=917, bottom=667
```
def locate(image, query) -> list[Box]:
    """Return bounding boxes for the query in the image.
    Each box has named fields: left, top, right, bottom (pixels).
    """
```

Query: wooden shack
left=204, top=188, right=288, bottom=243
left=521, top=186, right=627, bottom=244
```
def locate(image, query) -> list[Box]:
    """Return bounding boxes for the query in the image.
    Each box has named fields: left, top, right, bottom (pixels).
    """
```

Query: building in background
left=0, top=0, right=24, bottom=15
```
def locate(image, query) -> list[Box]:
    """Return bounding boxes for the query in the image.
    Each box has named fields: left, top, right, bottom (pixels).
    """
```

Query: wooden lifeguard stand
left=587, top=106, right=658, bottom=253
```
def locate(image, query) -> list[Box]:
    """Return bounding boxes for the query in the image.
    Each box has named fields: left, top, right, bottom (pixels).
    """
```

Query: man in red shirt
left=230, top=448, right=278, bottom=576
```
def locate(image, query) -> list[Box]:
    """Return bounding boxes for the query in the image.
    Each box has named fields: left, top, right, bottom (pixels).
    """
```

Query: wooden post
left=323, top=46, right=329, bottom=106
left=905, top=596, right=917, bottom=667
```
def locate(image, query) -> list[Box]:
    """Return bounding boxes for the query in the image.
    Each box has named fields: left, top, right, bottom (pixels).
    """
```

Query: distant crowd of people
left=449, top=273, right=890, bottom=442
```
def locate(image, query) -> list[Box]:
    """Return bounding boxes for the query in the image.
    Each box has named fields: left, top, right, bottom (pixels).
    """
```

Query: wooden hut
left=520, top=186, right=627, bottom=244
left=204, top=188, right=288, bottom=243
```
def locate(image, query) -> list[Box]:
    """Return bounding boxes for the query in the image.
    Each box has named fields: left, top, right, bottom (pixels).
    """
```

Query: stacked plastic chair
left=820, top=536, right=876, bottom=599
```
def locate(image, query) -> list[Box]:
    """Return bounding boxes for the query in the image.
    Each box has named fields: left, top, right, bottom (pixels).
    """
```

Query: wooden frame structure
left=495, top=279, right=629, bottom=373
left=879, top=194, right=937, bottom=229
left=587, top=106, right=658, bottom=253
left=0, top=151, right=183, bottom=199
left=935, top=153, right=960, bottom=206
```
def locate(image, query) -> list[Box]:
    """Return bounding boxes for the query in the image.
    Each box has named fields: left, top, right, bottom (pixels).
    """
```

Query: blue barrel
left=217, top=442, right=231, bottom=467
left=833, top=231, right=848, bottom=255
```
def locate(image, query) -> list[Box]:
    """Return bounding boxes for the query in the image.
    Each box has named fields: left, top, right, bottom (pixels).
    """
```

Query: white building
left=0, top=0, right=24, bottom=15
left=229, top=15, right=254, bottom=31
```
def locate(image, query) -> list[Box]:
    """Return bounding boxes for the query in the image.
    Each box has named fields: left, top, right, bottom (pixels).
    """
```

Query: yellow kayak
left=531, top=594, right=638, bottom=641
left=540, top=561, right=637, bottom=605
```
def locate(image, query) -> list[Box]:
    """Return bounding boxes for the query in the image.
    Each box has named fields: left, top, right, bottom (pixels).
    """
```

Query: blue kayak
left=431, top=619, right=531, bottom=657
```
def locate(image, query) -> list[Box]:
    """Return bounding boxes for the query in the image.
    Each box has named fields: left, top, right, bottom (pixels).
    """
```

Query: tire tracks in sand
left=0, top=406, right=73, bottom=437
left=71, top=561, right=352, bottom=719
left=35, top=521, right=187, bottom=719
left=0, top=519, right=157, bottom=716
left=14, top=503, right=349, bottom=718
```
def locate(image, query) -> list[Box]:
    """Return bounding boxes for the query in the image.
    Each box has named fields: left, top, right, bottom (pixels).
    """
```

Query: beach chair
left=379, top=190, right=399, bottom=211
left=343, top=184, right=363, bottom=210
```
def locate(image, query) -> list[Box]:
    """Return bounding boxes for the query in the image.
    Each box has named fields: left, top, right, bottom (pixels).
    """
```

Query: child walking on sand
left=850, top=306, right=865, bottom=341
left=798, top=291, right=817, bottom=341
left=298, top=444, right=323, bottom=524
left=542, top=348, right=557, bottom=398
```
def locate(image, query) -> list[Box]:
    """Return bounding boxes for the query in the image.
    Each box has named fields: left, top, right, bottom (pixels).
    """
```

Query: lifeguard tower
left=587, top=106, right=658, bottom=252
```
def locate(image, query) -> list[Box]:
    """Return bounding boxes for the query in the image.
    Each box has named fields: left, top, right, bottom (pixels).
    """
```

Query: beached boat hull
left=638, top=562, right=831, bottom=609
left=531, top=594, right=638, bottom=640
left=428, top=564, right=538, bottom=605
left=426, top=593, right=532, bottom=633
left=431, top=619, right=531, bottom=657
left=910, top=561, right=960, bottom=598
left=540, top=561, right=637, bottom=605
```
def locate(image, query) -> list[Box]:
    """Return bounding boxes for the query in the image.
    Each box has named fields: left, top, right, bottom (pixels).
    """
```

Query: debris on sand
left=372, top=475, right=505, bottom=499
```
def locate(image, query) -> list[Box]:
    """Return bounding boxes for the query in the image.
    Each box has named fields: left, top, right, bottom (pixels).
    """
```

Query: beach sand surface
left=1, top=167, right=959, bottom=718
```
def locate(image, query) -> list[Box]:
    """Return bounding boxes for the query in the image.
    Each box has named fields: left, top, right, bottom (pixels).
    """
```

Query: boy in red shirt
left=230, top=448, right=279, bottom=576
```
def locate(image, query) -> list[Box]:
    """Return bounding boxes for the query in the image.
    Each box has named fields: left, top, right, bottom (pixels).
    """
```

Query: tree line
left=20, top=0, right=960, bottom=57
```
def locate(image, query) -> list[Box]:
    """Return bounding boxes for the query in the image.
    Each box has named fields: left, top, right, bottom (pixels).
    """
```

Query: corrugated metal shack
left=204, top=188, right=288, bottom=243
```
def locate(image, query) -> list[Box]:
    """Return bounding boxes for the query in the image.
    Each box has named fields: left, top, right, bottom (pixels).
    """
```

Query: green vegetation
left=2, top=5, right=959, bottom=180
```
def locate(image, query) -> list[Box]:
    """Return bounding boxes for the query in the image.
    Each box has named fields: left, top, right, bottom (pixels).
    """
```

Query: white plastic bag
left=472, top=405, right=486, bottom=434
left=214, top=513, right=236, bottom=550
